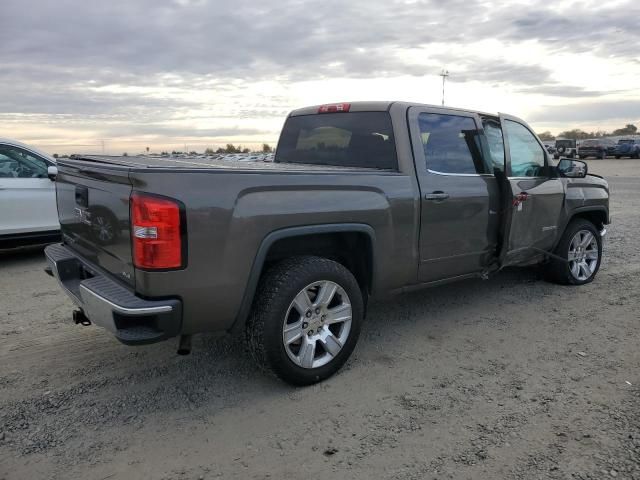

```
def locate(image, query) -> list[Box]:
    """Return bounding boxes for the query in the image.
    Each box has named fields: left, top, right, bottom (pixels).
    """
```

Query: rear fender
left=229, top=223, right=376, bottom=333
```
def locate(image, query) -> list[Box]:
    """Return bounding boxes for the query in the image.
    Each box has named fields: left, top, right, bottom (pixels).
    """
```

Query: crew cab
left=44, top=102, right=610, bottom=385
left=579, top=138, right=615, bottom=159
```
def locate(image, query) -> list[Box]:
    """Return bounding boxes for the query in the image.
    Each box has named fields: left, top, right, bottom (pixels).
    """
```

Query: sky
left=1, top=0, right=639, bottom=155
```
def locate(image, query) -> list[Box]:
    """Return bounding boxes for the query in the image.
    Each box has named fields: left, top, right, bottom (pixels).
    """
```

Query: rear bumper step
left=44, top=243, right=182, bottom=345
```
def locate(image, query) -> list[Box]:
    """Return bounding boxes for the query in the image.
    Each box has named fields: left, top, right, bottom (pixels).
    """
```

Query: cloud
left=3, top=0, right=638, bottom=81
left=529, top=99, right=640, bottom=123
left=101, top=124, right=268, bottom=139
left=1, top=0, right=639, bottom=152
left=516, top=85, right=613, bottom=98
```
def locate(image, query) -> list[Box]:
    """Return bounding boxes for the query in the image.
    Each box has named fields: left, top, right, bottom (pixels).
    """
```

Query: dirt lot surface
left=1, top=160, right=639, bottom=480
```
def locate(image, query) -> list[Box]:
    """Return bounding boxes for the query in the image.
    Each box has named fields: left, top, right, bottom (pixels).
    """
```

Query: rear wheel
left=544, top=219, right=602, bottom=285
left=246, top=256, right=363, bottom=385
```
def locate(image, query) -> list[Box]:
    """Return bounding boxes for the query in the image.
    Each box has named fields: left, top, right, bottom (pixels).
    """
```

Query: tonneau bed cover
left=71, top=155, right=385, bottom=172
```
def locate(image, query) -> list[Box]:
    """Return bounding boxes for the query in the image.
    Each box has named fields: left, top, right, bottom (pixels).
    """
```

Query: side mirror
left=557, top=158, right=587, bottom=178
left=47, top=165, right=58, bottom=182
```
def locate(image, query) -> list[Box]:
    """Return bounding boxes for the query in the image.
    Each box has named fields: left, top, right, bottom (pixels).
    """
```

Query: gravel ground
left=1, top=160, right=639, bottom=480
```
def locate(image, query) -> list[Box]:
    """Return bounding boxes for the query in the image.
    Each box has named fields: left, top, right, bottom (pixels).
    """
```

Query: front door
left=408, top=107, right=501, bottom=283
left=0, top=145, right=58, bottom=235
left=497, top=114, right=565, bottom=266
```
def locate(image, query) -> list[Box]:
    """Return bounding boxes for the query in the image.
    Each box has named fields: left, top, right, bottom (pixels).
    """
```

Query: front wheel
left=544, top=219, right=602, bottom=285
left=246, top=256, right=364, bottom=385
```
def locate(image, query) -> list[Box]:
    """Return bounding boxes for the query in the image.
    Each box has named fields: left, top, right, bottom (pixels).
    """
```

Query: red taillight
left=318, top=103, right=351, bottom=113
left=131, top=193, right=183, bottom=270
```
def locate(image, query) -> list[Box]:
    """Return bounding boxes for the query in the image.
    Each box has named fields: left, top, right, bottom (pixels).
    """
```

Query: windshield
left=276, top=112, right=398, bottom=169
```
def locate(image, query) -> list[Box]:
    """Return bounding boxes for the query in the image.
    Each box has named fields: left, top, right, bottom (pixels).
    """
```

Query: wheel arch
left=569, top=206, right=609, bottom=229
left=553, top=206, right=608, bottom=251
left=230, top=223, right=376, bottom=332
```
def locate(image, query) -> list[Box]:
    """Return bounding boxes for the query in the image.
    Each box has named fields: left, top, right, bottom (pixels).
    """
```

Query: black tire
left=544, top=219, right=602, bottom=285
left=615, top=156, right=620, bottom=159
left=246, top=256, right=364, bottom=386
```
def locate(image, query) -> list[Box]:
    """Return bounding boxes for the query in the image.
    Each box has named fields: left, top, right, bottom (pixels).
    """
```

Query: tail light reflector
left=131, top=193, right=184, bottom=269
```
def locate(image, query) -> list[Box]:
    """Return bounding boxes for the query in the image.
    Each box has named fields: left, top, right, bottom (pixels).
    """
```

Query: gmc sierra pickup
left=44, top=101, right=610, bottom=385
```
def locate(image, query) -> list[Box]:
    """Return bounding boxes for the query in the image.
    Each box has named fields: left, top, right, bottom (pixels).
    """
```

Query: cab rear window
left=276, top=112, right=398, bottom=170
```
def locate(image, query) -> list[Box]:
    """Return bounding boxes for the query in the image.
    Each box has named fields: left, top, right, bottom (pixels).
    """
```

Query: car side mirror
left=47, top=165, right=58, bottom=182
left=557, top=158, right=587, bottom=178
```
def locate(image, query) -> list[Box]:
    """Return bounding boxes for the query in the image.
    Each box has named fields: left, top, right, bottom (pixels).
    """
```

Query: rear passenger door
left=408, top=107, right=501, bottom=283
left=497, top=114, right=565, bottom=266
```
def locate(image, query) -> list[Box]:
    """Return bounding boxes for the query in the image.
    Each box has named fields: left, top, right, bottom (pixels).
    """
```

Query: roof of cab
left=288, top=101, right=497, bottom=118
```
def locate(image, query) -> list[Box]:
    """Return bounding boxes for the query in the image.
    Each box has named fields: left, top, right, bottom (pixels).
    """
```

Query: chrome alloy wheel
left=568, top=229, right=599, bottom=281
left=282, top=280, right=352, bottom=369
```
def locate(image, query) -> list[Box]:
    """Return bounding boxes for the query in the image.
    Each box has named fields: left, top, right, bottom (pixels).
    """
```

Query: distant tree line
left=202, top=143, right=274, bottom=154
left=538, top=124, right=638, bottom=141
left=52, top=144, right=275, bottom=158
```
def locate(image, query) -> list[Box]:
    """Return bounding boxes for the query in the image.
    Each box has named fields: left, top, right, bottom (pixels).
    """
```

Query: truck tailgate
left=55, top=160, right=134, bottom=288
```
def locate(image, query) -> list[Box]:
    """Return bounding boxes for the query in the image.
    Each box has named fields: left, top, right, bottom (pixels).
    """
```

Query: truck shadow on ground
left=0, top=263, right=576, bottom=465
left=2, top=252, right=554, bottom=459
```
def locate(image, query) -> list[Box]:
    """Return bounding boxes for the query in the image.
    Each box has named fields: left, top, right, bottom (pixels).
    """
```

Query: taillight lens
left=130, top=193, right=184, bottom=269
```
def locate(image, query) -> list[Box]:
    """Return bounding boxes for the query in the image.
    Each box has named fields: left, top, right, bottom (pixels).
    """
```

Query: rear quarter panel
left=129, top=169, right=418, bottom=334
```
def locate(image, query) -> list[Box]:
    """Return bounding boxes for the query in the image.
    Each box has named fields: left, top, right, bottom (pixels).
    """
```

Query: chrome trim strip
left=427, top=169, right=494, bottom=177
left=79, top=284, right=173, bottom=315
left=507, top=176, right=549, bottom=180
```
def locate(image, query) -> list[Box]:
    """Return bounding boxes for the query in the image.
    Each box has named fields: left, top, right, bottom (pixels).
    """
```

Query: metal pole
left=440, top=69, right=449, bottom=106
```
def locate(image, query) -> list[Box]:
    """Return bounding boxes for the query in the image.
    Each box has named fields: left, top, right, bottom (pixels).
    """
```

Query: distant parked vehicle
left=554, top=139, right=577, bottom=159
left=614, top=139, right=640, bottom=159
left=579, top=138, right=616, bottom=159
left=543, top=143, right=556, bottom=155
left=0, top=138, right=60, bottom=248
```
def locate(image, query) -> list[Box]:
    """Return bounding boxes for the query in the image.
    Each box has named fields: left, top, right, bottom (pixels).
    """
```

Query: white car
left=0, top=138, right=60, bottom=248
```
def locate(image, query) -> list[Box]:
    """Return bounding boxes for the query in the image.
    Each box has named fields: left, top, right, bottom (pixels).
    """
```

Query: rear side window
left=276, top=112, right=398, bottom=170
left=418, top=113, right=490, bottom=174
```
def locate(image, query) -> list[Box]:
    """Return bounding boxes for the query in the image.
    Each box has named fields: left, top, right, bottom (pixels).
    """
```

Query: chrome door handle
left=425, top=192, right=450, bottom=201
